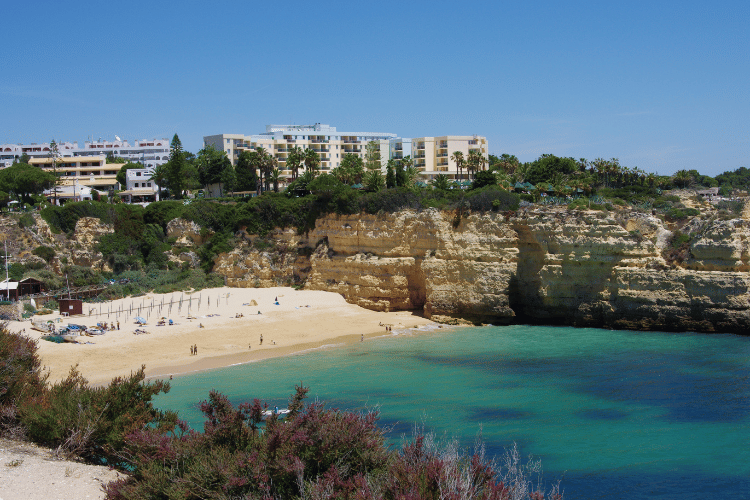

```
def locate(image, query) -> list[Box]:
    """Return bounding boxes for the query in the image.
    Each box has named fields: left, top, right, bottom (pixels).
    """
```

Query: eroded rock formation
left=214, top=208, right=750, bottom=333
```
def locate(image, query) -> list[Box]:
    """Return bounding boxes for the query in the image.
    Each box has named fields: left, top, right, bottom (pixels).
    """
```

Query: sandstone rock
left=167, top=218, right=206, bottom=246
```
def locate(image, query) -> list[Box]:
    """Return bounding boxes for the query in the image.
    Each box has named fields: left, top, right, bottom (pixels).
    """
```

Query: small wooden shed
left=18, top=277, right=44, bottom=296
left=58, top=298, right=83, bottom=316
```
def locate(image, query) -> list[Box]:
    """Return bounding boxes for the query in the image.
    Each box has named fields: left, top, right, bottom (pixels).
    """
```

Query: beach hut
left=18, top=277, right=44, bottom=296
left=58, top=298, right=83, bottom=316
left=0, top=280, right=18, bottom=301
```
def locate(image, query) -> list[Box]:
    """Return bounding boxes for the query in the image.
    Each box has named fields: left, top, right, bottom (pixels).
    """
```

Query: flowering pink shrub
left=104, top=385, right=562, bottom=500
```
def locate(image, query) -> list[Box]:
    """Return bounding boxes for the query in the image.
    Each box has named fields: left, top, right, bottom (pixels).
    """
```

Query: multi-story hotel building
left=204, top=124, right=488, bottom=183
left=29, top=155, right=119, bottom=192
left=0, top=138, right=170, bottom=169
left=204, top=124, right=397, bottom=175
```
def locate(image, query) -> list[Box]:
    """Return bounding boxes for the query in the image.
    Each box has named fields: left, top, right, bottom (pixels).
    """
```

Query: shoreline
left=7, top=287, right=436, bottom=386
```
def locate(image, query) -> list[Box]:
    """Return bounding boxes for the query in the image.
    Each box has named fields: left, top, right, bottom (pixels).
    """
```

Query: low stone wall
left=0, top=302, right=23, bottom=321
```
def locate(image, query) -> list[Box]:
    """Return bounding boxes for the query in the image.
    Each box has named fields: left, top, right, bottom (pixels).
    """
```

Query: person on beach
left=117, top=321, right=120, bottom=330
left=190, top=345, right=194, bottom=355
left=260, top=334, right=263, bottom=345
left=194, top=344, right=198, bottom=355
left=361, top=334, right=364, bottom=342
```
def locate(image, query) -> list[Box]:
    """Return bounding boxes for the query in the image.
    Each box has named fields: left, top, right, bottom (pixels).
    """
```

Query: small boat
left=31, top=321, right=52, bottom=333
left=261, top=408, right=291, bottom=420
left=61, top=333, right=80, bottom=343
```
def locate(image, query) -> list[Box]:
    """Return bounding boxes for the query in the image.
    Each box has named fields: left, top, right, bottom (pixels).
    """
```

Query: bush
left=0, top=323, right=47, bottom=437
left=664, top=231, right=692, bottom=265
left=464, top=185, right=520, bottom=212
left=103, top=385, right=561, bottom=500
left=18, top=213, right=36, bottom=228
left=32, top=245, right=56, bottom=263
left=666, top=207, right=700, bottom=220
left=18, top=365, right=176, bottom=463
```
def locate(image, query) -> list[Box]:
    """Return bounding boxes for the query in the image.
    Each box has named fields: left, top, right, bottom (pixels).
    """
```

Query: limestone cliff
left=214, top=208, right=750, bottom=333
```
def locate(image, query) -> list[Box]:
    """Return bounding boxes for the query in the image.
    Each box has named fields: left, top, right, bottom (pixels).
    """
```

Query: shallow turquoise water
left=154, top=325, right=750, bottom=499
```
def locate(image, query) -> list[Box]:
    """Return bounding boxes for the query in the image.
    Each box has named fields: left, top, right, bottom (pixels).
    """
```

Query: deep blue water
left=154, top=325, right=750, bottom=499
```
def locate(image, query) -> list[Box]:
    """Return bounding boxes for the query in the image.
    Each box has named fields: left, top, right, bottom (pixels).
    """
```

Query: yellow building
left=29, top=155, right=118, bottom=191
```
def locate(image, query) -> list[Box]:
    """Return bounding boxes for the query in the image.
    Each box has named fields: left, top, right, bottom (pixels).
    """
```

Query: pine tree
left=166, top=134, right=186, bottom=198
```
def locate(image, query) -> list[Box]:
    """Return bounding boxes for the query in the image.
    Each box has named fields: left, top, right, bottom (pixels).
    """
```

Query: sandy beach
left=6, top=287, right=435, bottom=386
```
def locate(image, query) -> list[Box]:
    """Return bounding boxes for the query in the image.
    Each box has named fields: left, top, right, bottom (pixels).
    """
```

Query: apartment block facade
left=0, top=138, right=170, bottom=169
left=204, top=124, right=488, bottom=183
left=29, top=155, right=119, bottom=191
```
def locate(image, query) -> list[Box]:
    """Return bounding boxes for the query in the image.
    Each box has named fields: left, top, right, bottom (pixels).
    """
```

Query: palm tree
left=672, top=170, right=693, bottom=189
left=403, top=165, right=422, bottom=187
left=467, top=150, right=486, bottom=181
left=270, top=168, right=281, bottom=192
left=451, top=151, right=464, bottom=182
left=431, top=174, right=451, bottom=191
left=363, top=169, right=385, bottom=192
left=303, top=148, right=320, bottom=177
left=287, top=146, right=303, bottom=180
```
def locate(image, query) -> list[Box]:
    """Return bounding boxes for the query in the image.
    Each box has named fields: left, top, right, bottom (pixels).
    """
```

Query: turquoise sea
left=154, top=325, right=750, bottom=499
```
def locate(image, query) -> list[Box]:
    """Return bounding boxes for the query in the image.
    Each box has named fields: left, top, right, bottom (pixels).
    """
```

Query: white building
left=0, top=138, right=170, bottom=169
left=117, top=168, right=159, bottom=205
left=204, top=124, right=397, bottom=174
left=204, top=124, right=488, bottom=184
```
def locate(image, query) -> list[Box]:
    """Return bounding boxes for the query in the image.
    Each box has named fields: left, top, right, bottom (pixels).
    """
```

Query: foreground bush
left=0, top=322, right=47, bottom=438
left=18, top=365, right=177, bottom=464
left=1, top=323, right=176, bottom=462
left=105, top=386, right=561, bottom=500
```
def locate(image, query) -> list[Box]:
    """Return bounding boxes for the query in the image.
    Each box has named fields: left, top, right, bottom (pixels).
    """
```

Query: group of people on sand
left=98, top=321, right=119, bottom=331
left=379, top=322, right=393, bottom=332
left=190, top=344, right=198, bottom=355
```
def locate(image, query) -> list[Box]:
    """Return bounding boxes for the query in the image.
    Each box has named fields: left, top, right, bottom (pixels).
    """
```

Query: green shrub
left=18, top=213, right=36, bottom=228
left=18, top=366, right=176, bottom=463
left=8, top=263, right=24, bottom=281
left=666, top=207, right=700, bottom=220
left=32, top=245, right=56, bottom=263
left=465, top=185, right=519, bottom=212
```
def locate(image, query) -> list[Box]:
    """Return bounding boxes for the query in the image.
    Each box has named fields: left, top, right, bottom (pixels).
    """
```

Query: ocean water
left=154, top=325, right=750, bottom=499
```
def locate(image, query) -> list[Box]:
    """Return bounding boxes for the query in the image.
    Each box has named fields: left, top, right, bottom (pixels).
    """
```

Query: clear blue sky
left=2, top=0, right=747, bottom=177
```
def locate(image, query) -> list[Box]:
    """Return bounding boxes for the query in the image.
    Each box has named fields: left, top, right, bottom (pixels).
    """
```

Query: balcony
left=437, top=153, right=448, bottom=158
left=414, top=154, right=425, bottom=159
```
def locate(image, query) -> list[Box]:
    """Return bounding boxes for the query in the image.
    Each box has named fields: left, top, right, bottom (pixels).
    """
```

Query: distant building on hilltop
left=0, top=138, right=170, bottom=169
left=204, top=123, right=488, bottom=185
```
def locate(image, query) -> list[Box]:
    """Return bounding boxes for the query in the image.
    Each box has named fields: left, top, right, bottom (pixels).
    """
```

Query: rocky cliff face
left=214, top=208, right=750, bottom=333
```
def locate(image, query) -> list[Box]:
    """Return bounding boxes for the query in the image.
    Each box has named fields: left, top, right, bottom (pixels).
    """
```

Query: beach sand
left=7, top=287, right=435, bottom=386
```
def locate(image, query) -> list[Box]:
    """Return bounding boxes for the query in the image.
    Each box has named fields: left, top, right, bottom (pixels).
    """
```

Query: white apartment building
left=117, top=168, right=159, bottom=205
left=204, top=124, right=488, bottom=183
left=0, top=142, right=78, bottom=167
left=74, top=138, right=170, bottom=169
left=0, top=138, right=170, bottom=169
left=204, top=124, right=397, bottom=175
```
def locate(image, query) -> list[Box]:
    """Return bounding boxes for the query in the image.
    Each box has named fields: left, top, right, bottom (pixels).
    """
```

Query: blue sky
left=2, top=0, right=747, bottom=176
